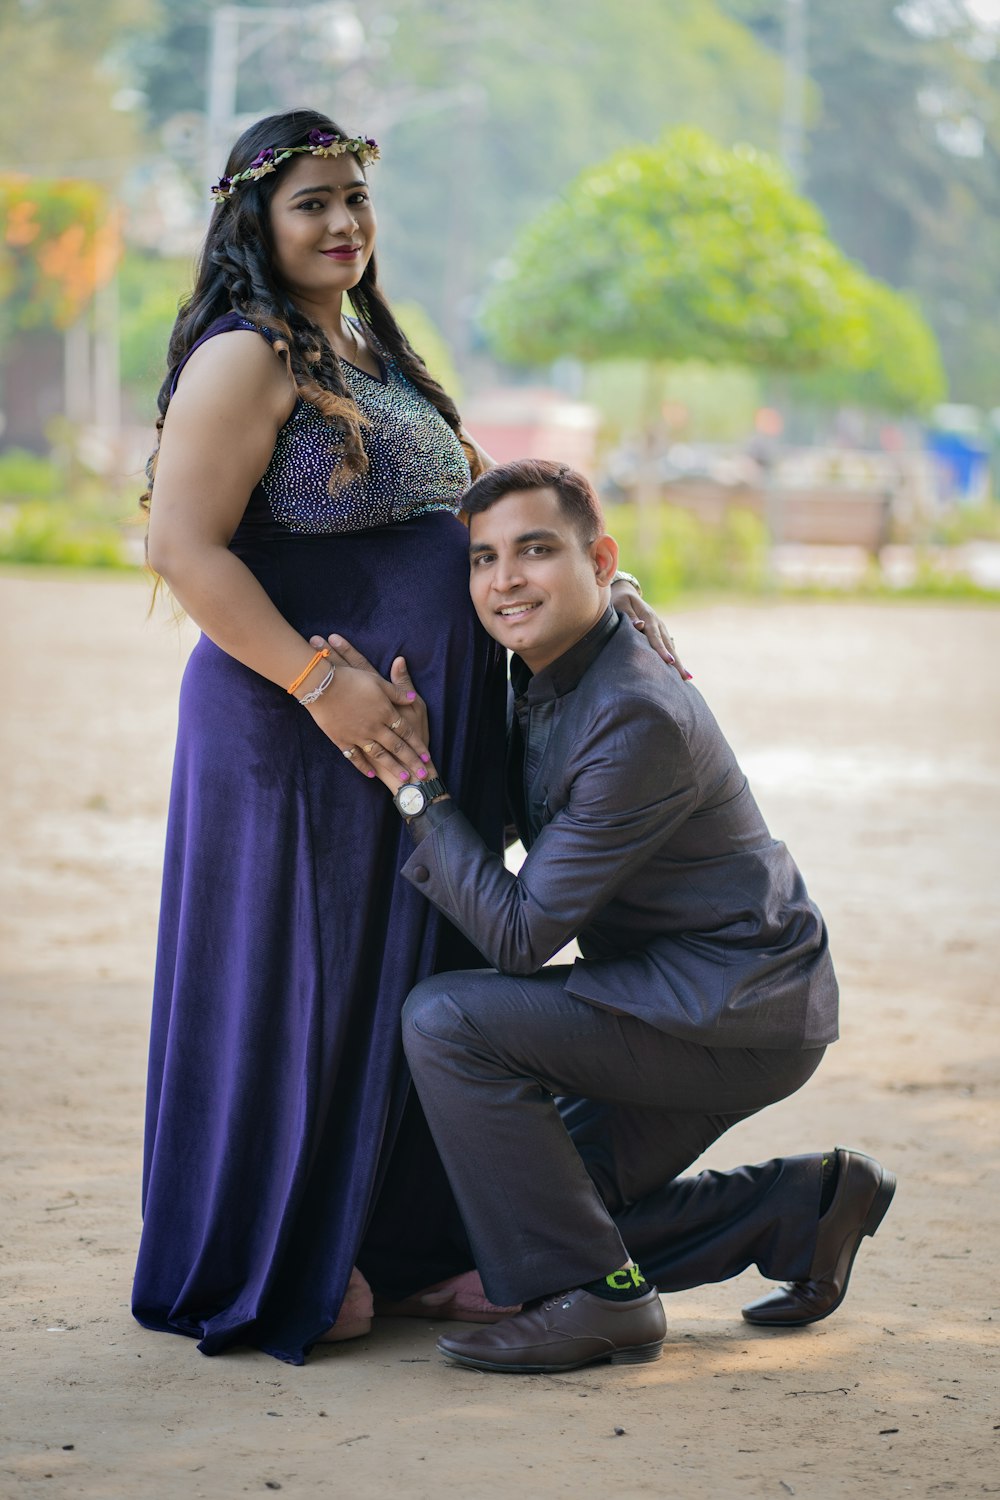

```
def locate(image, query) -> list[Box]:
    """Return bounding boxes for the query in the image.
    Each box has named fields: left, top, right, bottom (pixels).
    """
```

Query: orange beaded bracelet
left=287, top=647, right=331, bottom=696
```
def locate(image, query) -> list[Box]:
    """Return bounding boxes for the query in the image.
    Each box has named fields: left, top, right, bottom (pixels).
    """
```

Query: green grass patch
left=607, top=502, right=769, bottom=599
left=0, top=499, right=130, bottom=568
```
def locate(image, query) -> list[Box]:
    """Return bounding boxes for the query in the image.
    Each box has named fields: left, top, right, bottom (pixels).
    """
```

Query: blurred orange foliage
left=1, top=175, right=121, bottom=333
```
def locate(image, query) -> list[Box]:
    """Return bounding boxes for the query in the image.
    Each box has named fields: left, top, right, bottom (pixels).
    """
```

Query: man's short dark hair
left=463, top=459, right=605, bottom=546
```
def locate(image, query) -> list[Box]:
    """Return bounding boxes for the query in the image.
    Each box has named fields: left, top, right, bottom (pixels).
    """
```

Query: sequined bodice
left=260, top=350, right=471, bottom=534
left=172, top=314, right=471, bottom=537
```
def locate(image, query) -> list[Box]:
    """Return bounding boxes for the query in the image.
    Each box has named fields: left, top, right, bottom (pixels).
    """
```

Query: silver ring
left=342, top=747, right=357, bottom=760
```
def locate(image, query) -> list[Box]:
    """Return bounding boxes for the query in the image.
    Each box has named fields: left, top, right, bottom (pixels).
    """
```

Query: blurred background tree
left=0, top=0, right=154, bottom=179
left=0, top=0, right=996, bottom=585
left=482, top=128, right=875, bottom=375
left=0, top=179, right=121, bottom=346
left=3, top=0, right=995, bottom=404
left=110, top=0, right=788, bottom=362
left=481, top=128, right=944, bottom=435
left=720, top=0, right=1000, bottom=405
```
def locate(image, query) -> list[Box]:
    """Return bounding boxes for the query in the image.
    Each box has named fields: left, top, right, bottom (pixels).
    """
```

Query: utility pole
left=780, top=0, right=808, bottom=186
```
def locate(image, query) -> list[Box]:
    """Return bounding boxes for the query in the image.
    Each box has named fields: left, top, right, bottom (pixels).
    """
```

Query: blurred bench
left=660, top=480, right=893, bottom=554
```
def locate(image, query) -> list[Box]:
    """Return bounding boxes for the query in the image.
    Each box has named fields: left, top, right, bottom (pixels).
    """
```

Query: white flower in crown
left=307, top=130, right=349, bottom=158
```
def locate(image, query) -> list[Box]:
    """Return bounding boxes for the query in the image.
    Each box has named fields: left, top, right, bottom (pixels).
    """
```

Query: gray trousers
left=402, top=966, right=826, bottom=1308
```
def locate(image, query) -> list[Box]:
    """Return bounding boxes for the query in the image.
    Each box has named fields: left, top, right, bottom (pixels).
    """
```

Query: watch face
left=397, top=784, right=426, bottom=817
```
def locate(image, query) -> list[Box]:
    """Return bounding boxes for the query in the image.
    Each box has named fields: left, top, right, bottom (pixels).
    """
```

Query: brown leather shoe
left=436, top=1286, right=666, bottom=1373
left=741, top=1147, right=896, bottom=1328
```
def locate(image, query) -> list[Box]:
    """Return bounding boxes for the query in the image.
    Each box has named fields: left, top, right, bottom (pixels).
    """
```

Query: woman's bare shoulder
left=172, top=326, right=295, bottom=419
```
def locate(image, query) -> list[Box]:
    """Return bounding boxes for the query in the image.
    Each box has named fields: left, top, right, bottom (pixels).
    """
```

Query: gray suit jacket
left=402, top=609, right=838, bottom=1049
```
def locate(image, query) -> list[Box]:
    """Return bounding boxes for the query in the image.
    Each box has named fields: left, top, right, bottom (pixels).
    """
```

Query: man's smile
left=496, top=601, right=542, bottom=619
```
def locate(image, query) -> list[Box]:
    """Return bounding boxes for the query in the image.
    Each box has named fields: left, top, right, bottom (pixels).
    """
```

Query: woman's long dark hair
left=141, top=107, right=468, bottom=509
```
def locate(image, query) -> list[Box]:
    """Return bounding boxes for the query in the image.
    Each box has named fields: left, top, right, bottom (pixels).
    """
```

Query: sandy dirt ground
left=1, top=570, right=998, bottom=1500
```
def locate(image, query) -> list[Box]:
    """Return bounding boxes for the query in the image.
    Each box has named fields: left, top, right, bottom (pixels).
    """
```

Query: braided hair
left=141, top=107, right=469, bottom=510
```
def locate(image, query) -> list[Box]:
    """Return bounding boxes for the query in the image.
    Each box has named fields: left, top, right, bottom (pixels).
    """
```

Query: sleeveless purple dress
left=132, top=315, right=506, bottom=1363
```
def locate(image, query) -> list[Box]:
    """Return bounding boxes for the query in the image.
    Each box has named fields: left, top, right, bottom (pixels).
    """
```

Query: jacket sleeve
left=400, top=701, right=697, bottom=975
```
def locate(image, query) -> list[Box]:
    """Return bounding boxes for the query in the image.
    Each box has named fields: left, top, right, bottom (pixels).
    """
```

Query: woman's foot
left=374, top=1269, right=521, bottom=1324
left=318, top=1266, right=374, bottom=1342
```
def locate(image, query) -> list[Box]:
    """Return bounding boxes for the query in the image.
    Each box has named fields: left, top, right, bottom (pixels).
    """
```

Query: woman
left=134, top=108, right=673, bottom=1365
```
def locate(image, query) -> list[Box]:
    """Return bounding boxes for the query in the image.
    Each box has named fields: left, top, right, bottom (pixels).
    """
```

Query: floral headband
left=211, top=129, right=380, bottom=203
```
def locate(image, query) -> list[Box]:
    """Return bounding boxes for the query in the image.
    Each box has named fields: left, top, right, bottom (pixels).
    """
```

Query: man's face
left=468, top=487, right=618, bottom=672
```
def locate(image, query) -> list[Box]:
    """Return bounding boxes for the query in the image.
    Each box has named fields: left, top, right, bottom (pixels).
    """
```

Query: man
left=333, top=458, right=895, bottom=1375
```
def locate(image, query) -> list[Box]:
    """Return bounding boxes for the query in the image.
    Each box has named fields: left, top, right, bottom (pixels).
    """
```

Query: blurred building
left=462, top=388, right=599, bottom=474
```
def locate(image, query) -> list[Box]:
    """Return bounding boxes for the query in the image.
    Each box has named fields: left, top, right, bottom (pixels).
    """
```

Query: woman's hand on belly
left=308, top=633, right=431, bottom=783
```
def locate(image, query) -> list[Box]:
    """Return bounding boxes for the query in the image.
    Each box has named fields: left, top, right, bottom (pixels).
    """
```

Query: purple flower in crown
left=210, top=175, right=233, bottom=202
left=247, top=147, right=279, bottom=180
left=307, top=129, right=347, bottom=157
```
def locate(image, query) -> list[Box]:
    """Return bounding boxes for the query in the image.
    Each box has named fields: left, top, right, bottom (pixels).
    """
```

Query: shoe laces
left=540, top=1289, right=576, bottom=1312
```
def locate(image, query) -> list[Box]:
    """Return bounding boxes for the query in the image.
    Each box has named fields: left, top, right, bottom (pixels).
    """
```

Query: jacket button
left=411, top=865, right=429, bottom=883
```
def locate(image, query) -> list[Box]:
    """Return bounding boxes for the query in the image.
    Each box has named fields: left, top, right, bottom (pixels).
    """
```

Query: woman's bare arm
left=147, top=331, right=430, bottom=776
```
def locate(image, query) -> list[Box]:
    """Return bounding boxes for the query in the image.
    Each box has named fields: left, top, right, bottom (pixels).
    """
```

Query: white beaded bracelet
left=298, top=665, right=336, bottom=707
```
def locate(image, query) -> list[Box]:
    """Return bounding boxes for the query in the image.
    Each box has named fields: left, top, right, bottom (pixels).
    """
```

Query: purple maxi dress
left=132, top=315, right=506, bottom=1363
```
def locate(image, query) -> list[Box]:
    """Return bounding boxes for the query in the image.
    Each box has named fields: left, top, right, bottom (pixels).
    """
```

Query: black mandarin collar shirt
left=508, top=605, right=619, bottom=845
left=510, top=605, right=618, bottom=706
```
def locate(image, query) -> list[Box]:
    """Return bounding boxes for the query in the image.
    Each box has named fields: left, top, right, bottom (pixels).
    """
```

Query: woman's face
left=268, top=150, right=377, bottom=306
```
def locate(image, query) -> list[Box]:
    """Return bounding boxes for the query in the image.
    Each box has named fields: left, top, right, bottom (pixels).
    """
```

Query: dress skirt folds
left=133, top=509, right=506, bottom=1363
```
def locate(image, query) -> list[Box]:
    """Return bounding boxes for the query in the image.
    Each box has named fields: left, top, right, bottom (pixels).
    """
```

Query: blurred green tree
left=482, top=127, right=941, bottom=413
left=792, top=277, right=946, bottom=414
left=721, top=0, right=1000, bottom=405
left=378, top=0, right=788, bottom=351
left=125, top=0, right=788, bottom=358
left=0, top=0, right=154, bottom=179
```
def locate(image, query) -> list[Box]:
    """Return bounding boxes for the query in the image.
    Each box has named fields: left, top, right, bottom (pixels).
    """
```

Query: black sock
left=582, top=1262, right=650, bottom=1302
left=819, top=1151, right=840, bottom=1215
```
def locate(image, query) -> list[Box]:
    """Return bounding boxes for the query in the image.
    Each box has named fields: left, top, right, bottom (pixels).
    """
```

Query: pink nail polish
left=420, top=753, right=430, bottom=764
left=398, top=770, right=409, bottom=782
left=407, top=692, right=417, bottom=702
left=684, top=670, right=694, bottom=681
left=417, top=767, right=427, bottom=779
left=367, top=770, right=375, bottom=778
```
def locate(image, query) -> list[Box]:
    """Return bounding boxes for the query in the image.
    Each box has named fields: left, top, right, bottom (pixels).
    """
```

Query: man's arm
left=401, top=700, right=697, bottom=975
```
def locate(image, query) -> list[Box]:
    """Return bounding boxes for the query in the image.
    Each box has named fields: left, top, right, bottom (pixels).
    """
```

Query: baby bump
left=234, top=511, right=481, bottom=687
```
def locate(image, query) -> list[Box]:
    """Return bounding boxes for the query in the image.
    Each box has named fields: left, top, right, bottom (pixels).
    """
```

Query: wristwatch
left=393, top=776, right=449, bottom=821
left=610, top=569, right=643, bottom=595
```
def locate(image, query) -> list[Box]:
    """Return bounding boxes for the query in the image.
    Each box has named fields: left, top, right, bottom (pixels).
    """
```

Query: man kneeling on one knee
left=327, top=458, right=895, bottom=1375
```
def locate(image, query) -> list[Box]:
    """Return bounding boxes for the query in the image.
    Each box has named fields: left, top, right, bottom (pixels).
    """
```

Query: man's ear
left=592, top=533, right=619, bottom=586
